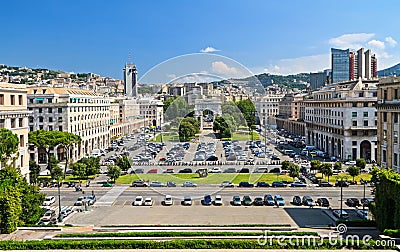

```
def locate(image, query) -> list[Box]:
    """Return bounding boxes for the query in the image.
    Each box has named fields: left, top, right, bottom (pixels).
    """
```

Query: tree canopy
left=0, top=128, right=19, bottom=163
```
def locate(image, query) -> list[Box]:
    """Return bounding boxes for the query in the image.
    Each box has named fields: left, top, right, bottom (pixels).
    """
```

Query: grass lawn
left=38, top=175, right=97, bottom=184
left=116, top=173, right=293, bottom=185
left=315, top=173, right=372, bottom=183
left=232, top=132, right=260, bottom=141
left=151, top=133, right=180, bottom=142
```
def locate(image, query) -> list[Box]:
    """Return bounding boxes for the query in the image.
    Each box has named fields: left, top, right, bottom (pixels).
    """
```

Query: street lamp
left=57, top=178, right=63, bottom=222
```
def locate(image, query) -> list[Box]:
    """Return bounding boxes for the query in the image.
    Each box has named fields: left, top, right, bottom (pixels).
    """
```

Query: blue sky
left=1, top=0, right=399, bottom=83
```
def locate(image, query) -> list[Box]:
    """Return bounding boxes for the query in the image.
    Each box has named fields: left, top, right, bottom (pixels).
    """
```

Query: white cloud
left=261, top=54, right=330, bottom=75
left=211, top=61, right=238, bottom=75
left=166, top=73, right=177, bottom=79
left=385, top=36, right=397, bottom=47
left=367, top=39, right=385, bottom=50
left=329, top=33, right=375, bottom=49
left=200, top=46, right=220, bottom=53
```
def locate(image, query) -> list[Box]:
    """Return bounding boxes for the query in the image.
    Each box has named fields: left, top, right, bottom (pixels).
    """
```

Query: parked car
left=201, top=194, right=212, bottom=206
left=214, top=195, right=223, bottom=206
left=256, top=181, right=270, bottom=187
left=232, top=196, right=242, bottom=206
left=345, top=160, right=356, bottom=166
left=302, top=196, right=315, bottom=207
left=361, top=198, right=374, bottom=207
left=60, top=208, right=73, bottom=218
left=253, top=197, right=264, bottom=206
left=179, top=168, right=193, bottom=173
left=40, top=210, right=56, bottom=222
left=274, top=195, right=285, bottom=206
left=220, top=181, right=234, bottom=187
left=209, top=167, right=222, bottom=173
left=316, top=198, right=330, bottom=207
left=347, top=198, right=360, bottom=207
left=290, top=182, right=307, bottom=187
left=167, top=181, right=177, bottom=187
left=292, top=196, right=302, bottom=205
left=238, top=168, right=250, bottom=173
left=356, top=209, right=369, bottom=220
left=242, top=195, right=252, bottom=206
left=264, top=194, right=275, bottom=206
left=150, top=181, right=165, bottom=187
left=163, top=168, right=175, bottom=173
left=163, top=195, right=173, bottom=206
left=43, top=196, right=56, bottom=206
left=271, top=181, right=287, bottom=187
left=182, top=196, right=192, bottom=206
left=147, top=168, right=158, bottom=174
left=335, top=180, right=349, bottom=187
left=133, top=196, right=144, bottom=206
left=238, top=182, right=254, bottom=188
left=223, top=167, right=237, bottom=173
left=87, top=195, right=96, bottom=205
left=319, top=181, right=333, bottom=187
left=143, top=197, right=153, bottom=206
left=182, top=181, right=197, bottom=187
left=132, top=180, right=149, bottom=187
left=74, top=196, right=85, bottom=206
left=333, top=209, right=349, bottom=219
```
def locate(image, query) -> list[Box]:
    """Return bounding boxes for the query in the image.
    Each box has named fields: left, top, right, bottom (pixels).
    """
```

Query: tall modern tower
left=331, top=48, right=350, bottom=83
left=124, top=63, right=138, bottom=97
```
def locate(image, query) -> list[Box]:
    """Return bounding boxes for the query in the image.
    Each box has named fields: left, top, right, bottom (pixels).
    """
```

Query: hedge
left=0, top=239, right=394, bottom=250
left=56, top=231, right=318, bottom=238
left=336, top=220, right=377, bottom=227
left=383, top=229, right=400, bottom=238
left=101, top=223, right=291, bottom=228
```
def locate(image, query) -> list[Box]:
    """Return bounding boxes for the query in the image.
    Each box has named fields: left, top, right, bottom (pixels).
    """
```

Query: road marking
left=112, top=200, right=118, bottom=206
left=96, top=185, right=129, bottom=206
left=122, top=200, right=127, bottom=206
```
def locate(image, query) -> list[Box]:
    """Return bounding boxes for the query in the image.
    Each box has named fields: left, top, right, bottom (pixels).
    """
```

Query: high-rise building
left=310, top=69, right=331, bottom=90
left=124, top=63, right=138, bottom=97
left=331, top=48, right=350, bottom=83
left=331, top=48, right=377, bottom=83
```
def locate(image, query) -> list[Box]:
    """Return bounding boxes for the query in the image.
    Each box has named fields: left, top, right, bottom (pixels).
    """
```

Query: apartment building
left=0, top=83, right=30, bottom=180
left=137, top=97, right=164, bottom=128
left=376, top=76, right=400, bottom=171
left=254, top=94, right=284, bottom=127
left=304, top=79, right=378, bottom=161
left=27, top=87, right=110, bottom=163
left=275, top=94, right=307, bottom=136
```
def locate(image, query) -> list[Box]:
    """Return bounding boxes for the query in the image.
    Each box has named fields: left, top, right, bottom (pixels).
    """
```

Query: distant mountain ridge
left=378, top=63, right=400, bottom=77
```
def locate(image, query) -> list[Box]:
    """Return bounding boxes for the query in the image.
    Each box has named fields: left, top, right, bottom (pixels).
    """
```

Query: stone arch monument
left=194, top=98, right=222, bottom=130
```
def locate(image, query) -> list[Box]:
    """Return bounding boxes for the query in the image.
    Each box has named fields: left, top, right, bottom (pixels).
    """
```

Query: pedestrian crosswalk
left=96, top=185, right=129, bottom=206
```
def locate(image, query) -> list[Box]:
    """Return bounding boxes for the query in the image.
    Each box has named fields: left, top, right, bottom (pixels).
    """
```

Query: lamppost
left=57, top=178, right=63, bottom=222
left=363, top=181, right=366, bottom=211
left=339, top=177, right=343, bottom=219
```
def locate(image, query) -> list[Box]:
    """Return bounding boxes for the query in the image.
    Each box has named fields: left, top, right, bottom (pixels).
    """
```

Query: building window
left=395, top=89, right=399, bottom=100
left=364, top=120, right=368, bottom=126
left=18, top=95, right=23, bottom=105
left=352, top=141, right=357, bottom=145
left=0, top=94, right=3, bottom=105
left=48, top=108, right=52, bottom=113
left=383, top=112, right=387, bottom=122
left=29, top=98, right=33, bottom=104
left=48, top=126, right=53, bottom=131
left=47, top=98, right=53, bottom=103
left=384, top=90, right=388, bottom=100
left=363, top=112, right=368, bottom=117
left=375, top=120, right=377, bottom=126
left=352, top=131, right=357, bottom=136
left=395, top=113, right=399, bottom=124
left=49, top=117, right=53, bottom=123
left=29, top=117, right=33, bottom=123
left=383, top=130, right=387, bottom=140
left=58, top=108, right=62, bottom=113
left=11, top=118, right=16, bottom=128
left=29, top=126, right=33, bottom=131
left=39, top=125, right=43, bottom=130
left=395, top=131, right=399, bottom=144
left=19, top=118, right=23, bottom=127
left=39, top=116, right=44, bottom=123
left=363, top=130, right=368, bottom=136
left=20, top=155, right=23, bottom=168
left=10, top=95, right=15, bottom=105
left=58, top=126, right=63, bottom=131
left=363, top=102, right=368, bottom=107
left=38, top=108, right=42, bottom=113
left=352, top=112, right=357, bottom=117
left=383, top=150, right=387, bottom=163
left=352, top=103, right=357, bottom=107
left=19, top=135, right=24, bottom=147
left=395, top=153, right=398, bottom=167
left=58, top=117, right=62, bottom=122
left=352, top=121, right=357, bottom=126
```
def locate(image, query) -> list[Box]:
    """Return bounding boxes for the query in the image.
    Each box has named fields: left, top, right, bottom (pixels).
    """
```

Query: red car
left=159, top=157, right=166, bottom=161
left=148, top=168, right=158, bottom=174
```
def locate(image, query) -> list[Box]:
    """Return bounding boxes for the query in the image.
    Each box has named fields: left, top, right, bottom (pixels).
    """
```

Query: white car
left=42, top=196, right=56, bottom=206
left=214, top=195, right=223, bottom=206
left=164, top=195, right=173, bottom=206
left=182, top=181, right=197, bottom=187
left=133, top=196, right=144, bottom=206
left=144, top=197, right=153, bottom=206
left=208, top=167, right=222, bottom=173
left=345, top=160, right=356, bottom=166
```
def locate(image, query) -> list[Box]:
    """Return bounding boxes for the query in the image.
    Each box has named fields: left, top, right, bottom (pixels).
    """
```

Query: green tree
left=281, top=160, right=291, bottom=171
left=28, top=130, right=63, bottom=172
left=77, top=157, right=100, bottom=178
left=213, top=116, right=233, bottom=139
left=70, top=162, right=87, bottom=179
left=320, top=163, right=333, bottom=182
left=29, top=160, right=41, bottom=185
left=333, top=162, right=342, bottom=172
left=310, top=160, right=321, bottom=173
left=116, top=156, right=131, bottom=171
left=178, top=121, right=196, bottom=141
left=288, top=163, right=300, bottom=181
left=164, top=97, right=189, bottom=120
left=57, top=131, right=81, bottom=179
left=356, top=158, right=366, bottom=170
left=49, top=156, right=63, bottom=180
left=107, top=165, right=121, bottom=183
left=0, top=128, right=19, bottom=163
left=347, top=166, right=361, bottom=182
left=236, top=99, right=256, bottom=127
left=20, top=184, right=45, bottom=224
left=0, top=187, right=22, bottom=233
